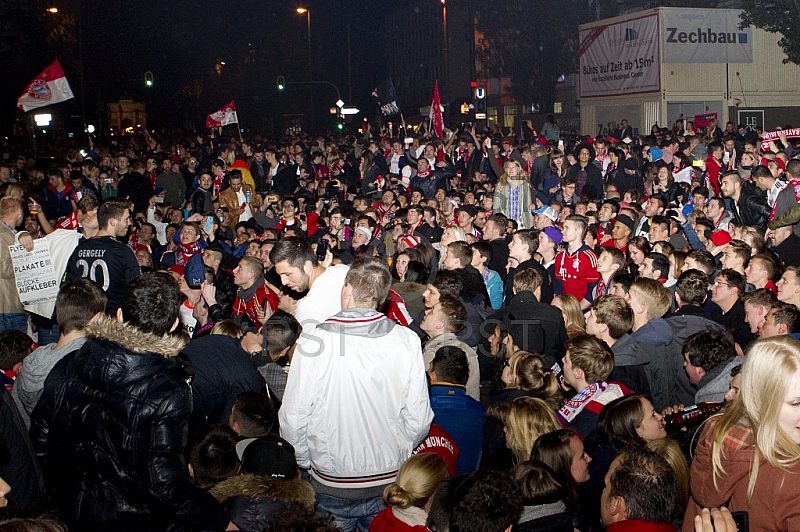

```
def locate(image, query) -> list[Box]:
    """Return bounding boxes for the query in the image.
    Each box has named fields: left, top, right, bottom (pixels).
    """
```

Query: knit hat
left=623, top=158, right=640, bottom=171
left=236, top=436, right=299, bottom=479
left=649, top=147, right=663, bottom=161
left=543, top=227, right=563, bottom=245
left=355, top=226, right=373, bottom=241
left=402, top=235, right=422, bottom=249
left=710, top=230, right=732, bottom=247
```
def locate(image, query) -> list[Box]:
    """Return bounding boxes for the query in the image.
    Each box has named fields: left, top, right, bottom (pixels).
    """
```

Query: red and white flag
left=206, top=100, right=238, bottom=128
left=429, top=81, right=444, bottom=139
left=17, top=59, right=75, bottom=112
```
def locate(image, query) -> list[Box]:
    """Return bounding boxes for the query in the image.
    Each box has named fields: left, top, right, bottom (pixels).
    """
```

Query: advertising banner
left=662, top=9, right=752, bottom=63
left=579, top=14, right=660, bottom=98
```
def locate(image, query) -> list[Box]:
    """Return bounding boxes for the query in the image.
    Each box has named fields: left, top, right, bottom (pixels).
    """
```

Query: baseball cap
left=762, top=157, right=785, bottom=172
left=532, top=206, right=558, bottom=223
left=615, top=215, right=635, bottom=233
left=236, top=436, right=299, bottom=479
left=543, top=227, right=563, bottom=245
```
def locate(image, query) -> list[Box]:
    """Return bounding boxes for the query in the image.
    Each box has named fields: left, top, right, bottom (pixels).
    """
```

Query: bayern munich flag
left=17, top=59, right=75, bottom=112
left=206, top=100, right=238, bottom=128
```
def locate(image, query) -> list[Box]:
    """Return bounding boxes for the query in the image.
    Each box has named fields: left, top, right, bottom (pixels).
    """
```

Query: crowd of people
left=0, top=115, right=799, bottom=532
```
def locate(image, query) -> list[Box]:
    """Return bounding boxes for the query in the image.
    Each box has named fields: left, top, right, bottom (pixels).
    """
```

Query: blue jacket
left=430, top=383, right=485, bottom=475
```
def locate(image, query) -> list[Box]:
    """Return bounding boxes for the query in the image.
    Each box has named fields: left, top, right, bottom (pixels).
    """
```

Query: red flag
left=206, top=100, right=238, bottom=128
left=17, top=60, right=75, bottom=112
left=429, top=81, right=444, bottom=139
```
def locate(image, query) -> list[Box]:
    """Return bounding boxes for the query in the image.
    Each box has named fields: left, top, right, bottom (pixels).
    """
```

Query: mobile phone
left=404, top=137, right=413, bottom=144
left=155, top=196, right=165, bottom=203
left=343, top=218, right=351, bottom=226
left=692, top=159, right=704, bottom=168
left=204, top=217, right=214, bottom=233
left=731, top=511, right=749, bottom=531
left=105, top=178, right=114, bottom=183
left=558, top=140, right=564, bottom=148
left=315, top=239, right=329, bottom=262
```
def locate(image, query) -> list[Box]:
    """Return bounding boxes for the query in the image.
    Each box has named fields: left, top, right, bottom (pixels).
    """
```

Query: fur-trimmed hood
left=211, top=474, right=315, bottom=511
left=85, top=314, right=187, bottom=358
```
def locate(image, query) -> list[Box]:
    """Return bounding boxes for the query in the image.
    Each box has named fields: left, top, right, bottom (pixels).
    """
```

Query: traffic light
left=145, top=71, right=153, bottom=87
left=277, top=76, right=285, bottom=91
left=337, top=121, right=344, bottom=130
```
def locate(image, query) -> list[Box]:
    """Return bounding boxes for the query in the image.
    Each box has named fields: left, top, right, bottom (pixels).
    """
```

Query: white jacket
left=279, top=308, right=433, bottom=490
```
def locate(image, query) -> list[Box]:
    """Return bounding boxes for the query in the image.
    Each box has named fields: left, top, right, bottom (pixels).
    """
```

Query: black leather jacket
left=729, top=186, right=771, bottom=229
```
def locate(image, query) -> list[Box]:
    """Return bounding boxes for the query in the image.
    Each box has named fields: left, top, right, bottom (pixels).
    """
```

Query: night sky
left=3, top=0, right=395, bottom=136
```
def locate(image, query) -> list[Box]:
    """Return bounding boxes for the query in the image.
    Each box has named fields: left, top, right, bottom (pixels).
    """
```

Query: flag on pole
left=429, top=81, right=444, bottom=139
left=206, top=101, right=238, bottom=128
left=372, top=78, right=399, bottom=118
left=17, top=59, right=75, bottom=112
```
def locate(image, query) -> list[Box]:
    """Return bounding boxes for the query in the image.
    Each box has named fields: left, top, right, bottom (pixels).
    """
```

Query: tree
left=475, top=0, right=618, bottom=113
left=740, top=0, right=800, bottom=65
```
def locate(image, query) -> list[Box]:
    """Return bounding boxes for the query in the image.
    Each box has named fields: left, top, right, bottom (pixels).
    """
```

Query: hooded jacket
left=12, top=336, right=87, bottom=428
left=210, top=474, right=315, bottom=532
left=30, top=315, right=227, bottom=531
left=609, top=334, right=652, bottom=398
left=666, top=307, right=735, bottom=406
left=695, top=356, right=740, bottom=404
left=279, top=308, right=433, bottom=494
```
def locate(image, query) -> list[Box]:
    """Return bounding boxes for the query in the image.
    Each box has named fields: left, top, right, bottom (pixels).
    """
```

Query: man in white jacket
left=279, top=257, right=433, bottom=531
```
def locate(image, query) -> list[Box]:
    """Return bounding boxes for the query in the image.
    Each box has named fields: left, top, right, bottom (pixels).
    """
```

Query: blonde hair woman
left=369, top=454, right=449, bottom=531
left=503, top=397, right=561, bottom=464
left=493, top=159, right=534, bottom=229
left=684, top=337, right=800, bottom=532
left=435, top=225, right=466, bottom=269
left=552, top=294, right=586, bottom=338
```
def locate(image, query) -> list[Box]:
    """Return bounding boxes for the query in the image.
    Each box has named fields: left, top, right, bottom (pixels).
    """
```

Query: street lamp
left=46, top=7, right=58, bottom=13
left=296, top=7, right=311, bottom=74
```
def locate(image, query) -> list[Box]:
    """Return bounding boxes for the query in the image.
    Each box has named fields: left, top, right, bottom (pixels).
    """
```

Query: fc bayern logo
left=27, top=79, right=51, bottom=101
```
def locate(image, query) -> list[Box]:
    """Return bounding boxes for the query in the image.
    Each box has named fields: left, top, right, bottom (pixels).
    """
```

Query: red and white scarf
left=559, top=382, right=609, bottom=422
left=176, top=241, right=201, bottom=265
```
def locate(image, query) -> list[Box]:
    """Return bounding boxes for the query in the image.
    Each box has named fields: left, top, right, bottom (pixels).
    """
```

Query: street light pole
left=442, top=0, right=449, bottom=97
left=296, top=7, right=311, bottom=74
left=296, top=7, right=313, bottom=130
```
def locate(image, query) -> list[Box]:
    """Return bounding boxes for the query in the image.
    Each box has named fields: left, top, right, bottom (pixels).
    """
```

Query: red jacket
left=232, top=283, right=278, bottom=326
left=368, top=507, right=428, bottom=532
